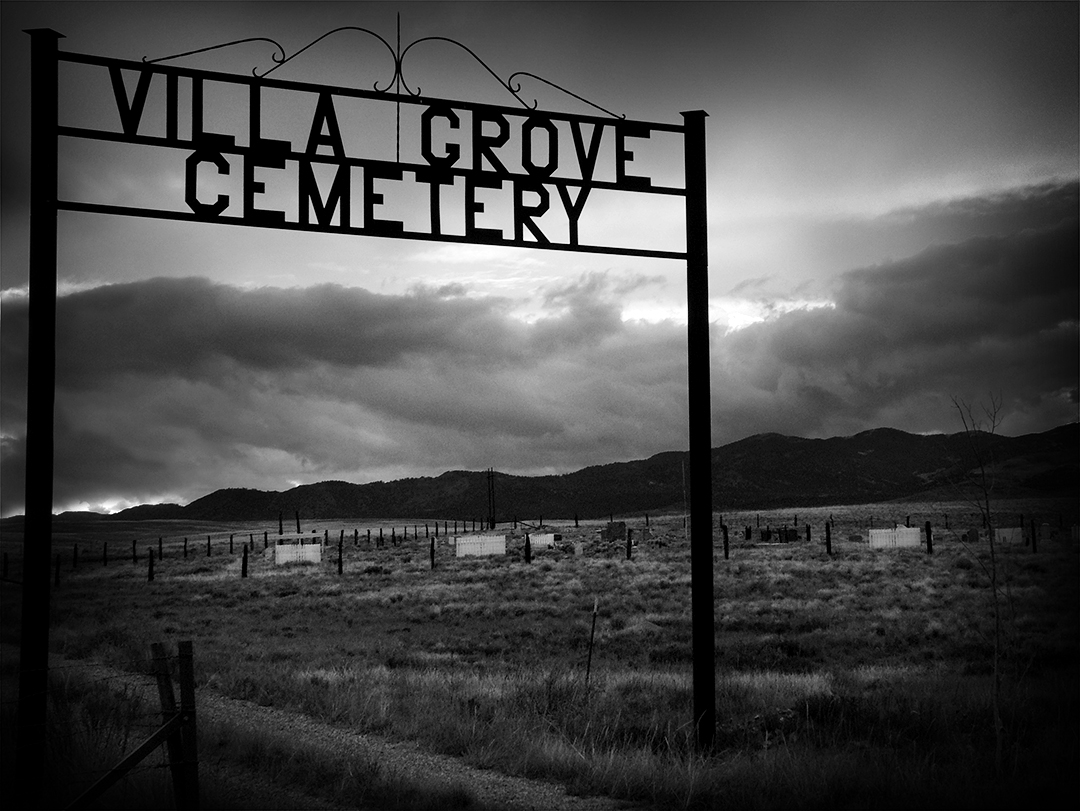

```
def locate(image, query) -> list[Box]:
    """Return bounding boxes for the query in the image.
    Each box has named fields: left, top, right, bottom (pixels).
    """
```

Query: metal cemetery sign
left=18, top=27, right=716, bottom=783
left=55, top=38, right=688, bottom=259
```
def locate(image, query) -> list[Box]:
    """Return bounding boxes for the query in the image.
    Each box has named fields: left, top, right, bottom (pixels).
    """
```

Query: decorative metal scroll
left=144, top=26, right=624, bottom=119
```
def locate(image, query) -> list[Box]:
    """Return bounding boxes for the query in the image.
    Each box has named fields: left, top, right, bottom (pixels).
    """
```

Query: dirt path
left=46, top=651, right=640, bottom=811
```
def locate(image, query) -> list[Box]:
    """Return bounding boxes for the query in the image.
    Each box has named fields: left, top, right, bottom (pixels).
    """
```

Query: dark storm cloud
left=39, top=278, right=541, bottom=392
left=713, top=197, right=1079, bottom=440
left=0, top=274, right=689, bottom=514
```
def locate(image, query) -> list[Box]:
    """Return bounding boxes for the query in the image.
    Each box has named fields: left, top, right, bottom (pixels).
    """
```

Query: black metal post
left=682, top=109, right=714, bottom=751
left=17, top=32, right=60, bottom=791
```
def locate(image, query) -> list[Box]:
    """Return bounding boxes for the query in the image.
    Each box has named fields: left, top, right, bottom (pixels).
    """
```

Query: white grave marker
left=275, top=543, right=322, bottom=565
left=455, top=535, right=508, bottom=557
left=868, top=527, right=921, bottom=549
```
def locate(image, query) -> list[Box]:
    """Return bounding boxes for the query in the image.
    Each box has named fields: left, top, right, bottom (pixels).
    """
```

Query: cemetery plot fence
left=274, top=540, right=324, bottom=565
left=454, top=534, right=509, bottom=557
left=867, top=527, right=922, bottom=549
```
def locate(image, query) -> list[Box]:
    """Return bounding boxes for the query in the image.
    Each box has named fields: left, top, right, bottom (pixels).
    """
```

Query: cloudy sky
left=1, top=1, right=1077, bottom=516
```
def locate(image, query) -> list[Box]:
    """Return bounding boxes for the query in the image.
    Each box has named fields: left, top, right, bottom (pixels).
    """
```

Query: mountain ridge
left=78, top=422, right=1078, bottom=523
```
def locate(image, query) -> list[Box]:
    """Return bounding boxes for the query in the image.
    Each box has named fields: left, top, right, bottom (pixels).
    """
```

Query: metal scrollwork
left=508, top=72, right=625, bottom=120
left=396, top=36, right=533, bottom=109
left=143, top=37, right=288, bottom=77
left=255, top=26, right=397, bottom=90
left=143, top=25, right=623, bottom=118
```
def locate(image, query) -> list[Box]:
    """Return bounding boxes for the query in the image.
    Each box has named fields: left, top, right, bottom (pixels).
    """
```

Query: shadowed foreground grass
left=0, top=653, right=481, bottom=810
left=1, top=499, right=1077, bottom=809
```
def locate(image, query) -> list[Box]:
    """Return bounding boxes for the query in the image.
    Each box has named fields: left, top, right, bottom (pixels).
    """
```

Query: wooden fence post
left=132, top=539, right=137, bottom=564
left=263, top=531, right=268, bottom=549
left=148, top=549, right=154, bottom=582
left=241, top=545, right=248, bottom=578
left=585, top=597, right=599, bottom=689
left=176, top=641, right=200, bottom=809
left=206, top=536, right=210, bottom=557
left=151, top=642, right=188, bottom=810
left=525, top=535, right=532, bottom=564
left=337, top=538, right=343, bottom=575
left=925, top=521, right=933, bottom=555
left=229, top=535, right=233, bottom=554
left=430, top=536, right=435, bottom=569
left=825, top=521, right=832, bottom=555
left=183, top=538, right=188, bottom=558
left=722, top=524, right=729, bottom=559
left=69, top=642, right=199, bottom=811
left=295, top=511, right=301, bottom=533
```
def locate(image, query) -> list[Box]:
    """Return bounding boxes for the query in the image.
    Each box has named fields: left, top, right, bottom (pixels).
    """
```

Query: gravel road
left=47, top=652, right=642, bottom=811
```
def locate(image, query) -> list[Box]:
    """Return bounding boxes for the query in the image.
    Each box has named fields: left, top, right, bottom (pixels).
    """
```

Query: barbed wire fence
left=1, top=641, right=197, bottom=810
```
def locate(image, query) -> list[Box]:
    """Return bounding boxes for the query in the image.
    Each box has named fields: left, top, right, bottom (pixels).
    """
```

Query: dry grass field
left=2, top=496, right=1077, bottom=809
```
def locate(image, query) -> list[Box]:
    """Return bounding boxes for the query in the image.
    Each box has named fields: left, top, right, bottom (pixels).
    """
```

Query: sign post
left=18, top=28, right=63, bottom=802
left=682, top=109, right=715, bottom=751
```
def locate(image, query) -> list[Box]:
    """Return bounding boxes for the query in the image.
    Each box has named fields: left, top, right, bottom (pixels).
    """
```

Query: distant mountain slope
left=109, top=422, right=1078, bottom=522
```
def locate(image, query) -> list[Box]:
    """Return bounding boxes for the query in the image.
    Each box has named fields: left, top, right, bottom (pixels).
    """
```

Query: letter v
left=570, top=120, right=604, bottom=182
left=109, top=66, right=153, bottom=137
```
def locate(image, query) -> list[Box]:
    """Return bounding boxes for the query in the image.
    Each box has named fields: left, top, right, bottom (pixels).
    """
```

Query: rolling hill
left=100, top=422, right=1078, bottom=522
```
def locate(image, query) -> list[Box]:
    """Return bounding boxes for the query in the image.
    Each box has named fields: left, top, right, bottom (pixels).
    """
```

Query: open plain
left=2, top=497, right=1078, bottom=809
